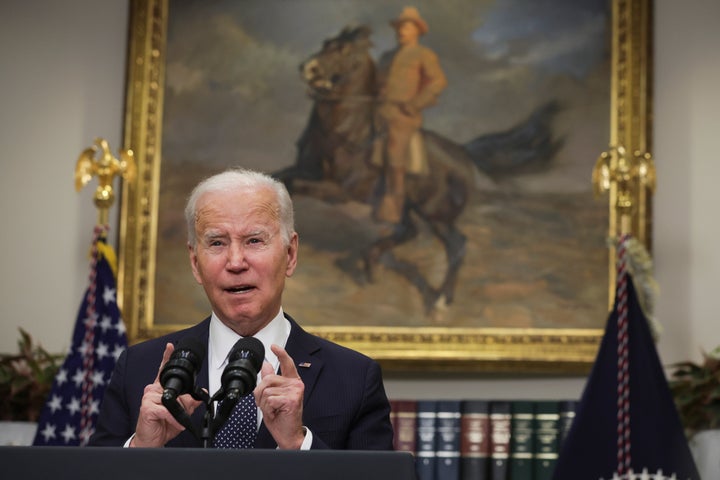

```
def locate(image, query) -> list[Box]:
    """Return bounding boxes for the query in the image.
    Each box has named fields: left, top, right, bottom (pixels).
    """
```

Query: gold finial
left=592, top=144, right=656, bottom=235
left=74, top=138, right=136, bottom=225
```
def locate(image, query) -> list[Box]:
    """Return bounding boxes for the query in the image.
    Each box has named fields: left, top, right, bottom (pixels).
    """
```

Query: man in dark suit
left=89, top=168, right=394, bottom=450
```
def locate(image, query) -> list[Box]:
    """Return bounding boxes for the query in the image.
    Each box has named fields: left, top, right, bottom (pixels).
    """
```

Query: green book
left=509, top=401, right=535, bottom=480
left=558, top=400, right=578, bottom=451
left=533, top=401, right=560, bottom=480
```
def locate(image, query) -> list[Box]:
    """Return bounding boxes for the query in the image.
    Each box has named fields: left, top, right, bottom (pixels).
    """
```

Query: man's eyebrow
left=245, top=229, right=268, bottom=237
left=201, top=231, right=226, bottom=241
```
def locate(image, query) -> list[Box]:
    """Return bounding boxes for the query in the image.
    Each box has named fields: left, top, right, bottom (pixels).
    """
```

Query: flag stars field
left=39, top=423, right=56, bottom=442
left=99, top=315, right=114, bottom=333
left=32, top=235, right=127, bottom=446
left=61, top=425, right=76, bottom=443
left=55, top=368, right=68, bottom=386
left=112, top=344, right=125, bottom=360
left=67, top=397, right=81, bottom=416
left=102, top=286, right=116, bottom=306
left=72, top=369, right=86, bottom=387
left=95, top=341, right=110, bottom=359
left=91, top=370, right=105, bottom=387
left=48, top=395, right=63, bottom=413
left=114, top=320, right=126, bottom=336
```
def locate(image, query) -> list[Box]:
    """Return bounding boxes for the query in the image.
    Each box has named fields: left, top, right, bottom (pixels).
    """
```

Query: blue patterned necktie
left=212, top=393, right=258, bottom=449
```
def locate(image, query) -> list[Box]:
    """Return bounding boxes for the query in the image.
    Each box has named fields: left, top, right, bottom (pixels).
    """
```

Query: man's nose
left=226, top=244, right=247, bottom=269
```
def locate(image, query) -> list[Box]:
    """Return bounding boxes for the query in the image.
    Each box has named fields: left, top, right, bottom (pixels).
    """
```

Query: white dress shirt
left=207, top=309, right=290, bottom=428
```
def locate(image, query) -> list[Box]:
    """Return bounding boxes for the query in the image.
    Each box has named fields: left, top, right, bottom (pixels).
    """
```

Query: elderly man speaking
left=89, top=168, right=394, bottom=450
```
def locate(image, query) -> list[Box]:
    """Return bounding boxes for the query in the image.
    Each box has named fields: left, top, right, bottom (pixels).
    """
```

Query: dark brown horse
left=275, top=25, right=562, bottom=314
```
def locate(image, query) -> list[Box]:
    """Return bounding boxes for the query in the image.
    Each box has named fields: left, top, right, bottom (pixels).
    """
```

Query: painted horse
left=275, top=25, right=562, bottom=314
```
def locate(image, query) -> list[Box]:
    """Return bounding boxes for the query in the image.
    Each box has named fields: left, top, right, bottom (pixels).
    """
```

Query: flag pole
left=592, top=143, right=656, bottom=310
left=73, top=138, right=135, bottom=444
left=33, top=138, right=135, bottom=446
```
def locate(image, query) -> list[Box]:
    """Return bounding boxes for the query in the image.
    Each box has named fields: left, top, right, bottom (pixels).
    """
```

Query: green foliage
left=0, top=328, right=62, bottom=421
left=669, top=346, right=720, bottom=438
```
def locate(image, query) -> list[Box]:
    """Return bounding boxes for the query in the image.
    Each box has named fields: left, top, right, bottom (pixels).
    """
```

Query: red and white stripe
left=78, top=224, right=108, bottom=445
left=616, top=234, right=631, bottom=474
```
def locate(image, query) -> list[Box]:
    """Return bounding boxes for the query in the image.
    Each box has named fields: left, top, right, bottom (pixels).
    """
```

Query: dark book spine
left=416, top=400, right=438, bottom=480
left=489, top=401, right=511, bottom=480
left=460, top=400, right=490, bottom=480
left=508, top=401, right=534, bottom=480
left=393, top=400, right=418, bottom=453
left=558, top=400, right=578, bottom=450
left=533, top=401, right=560, bottom=480
left=435, top=400, right=462, bottom=480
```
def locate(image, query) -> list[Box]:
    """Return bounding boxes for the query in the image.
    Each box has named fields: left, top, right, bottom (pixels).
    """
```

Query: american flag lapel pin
left=298, top=362, right=312, bottom=368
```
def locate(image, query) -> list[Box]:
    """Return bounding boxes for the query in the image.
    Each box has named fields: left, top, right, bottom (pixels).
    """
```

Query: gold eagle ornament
left=74, top=138, right=136, bottom=225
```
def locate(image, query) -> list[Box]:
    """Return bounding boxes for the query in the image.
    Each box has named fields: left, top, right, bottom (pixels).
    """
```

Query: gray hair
left=184, top=168, right=295, bottom=247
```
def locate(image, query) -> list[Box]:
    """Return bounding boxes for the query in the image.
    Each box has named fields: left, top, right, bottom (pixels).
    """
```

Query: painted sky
left=161, top=0, right=610, bottom=190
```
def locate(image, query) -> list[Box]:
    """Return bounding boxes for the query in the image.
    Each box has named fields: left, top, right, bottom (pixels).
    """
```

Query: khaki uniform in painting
left=373, top=7, right=447, bottom=224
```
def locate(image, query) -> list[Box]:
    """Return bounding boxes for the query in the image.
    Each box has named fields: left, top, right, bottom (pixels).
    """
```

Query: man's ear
left=286, top=232, right=299, bottom=277
left=188, top=242, right=202, bottom=284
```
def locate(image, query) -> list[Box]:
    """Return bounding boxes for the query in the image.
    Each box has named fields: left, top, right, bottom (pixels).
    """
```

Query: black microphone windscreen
left=228, top=336, right=265, bottom=373
left=160, top=336, right=206, bottom=397
left=158, top=336, right=205, bottom=440
left=175, top=336, right=207, bottom=369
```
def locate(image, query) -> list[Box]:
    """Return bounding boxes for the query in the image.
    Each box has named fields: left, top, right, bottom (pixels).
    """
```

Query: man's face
left=395, top=20, right=420, bottom=46
left=188, top=186, right=298, bottom=336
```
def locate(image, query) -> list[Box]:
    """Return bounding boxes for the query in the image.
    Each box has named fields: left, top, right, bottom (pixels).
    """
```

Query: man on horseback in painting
left=373, top=6, right=448, bottom=224
left=283, top=13, right=562, bottom=313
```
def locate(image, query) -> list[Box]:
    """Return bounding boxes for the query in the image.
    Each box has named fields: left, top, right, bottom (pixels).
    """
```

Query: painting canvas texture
left=154, top=0, right=610, bottom=332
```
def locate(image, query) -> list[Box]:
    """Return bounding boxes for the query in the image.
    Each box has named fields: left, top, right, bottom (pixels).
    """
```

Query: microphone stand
left=167, top=386, right=237, bottom=448
left=197, top=388, right=214, bottom=448
left=169, top=386, right=212, bottom=448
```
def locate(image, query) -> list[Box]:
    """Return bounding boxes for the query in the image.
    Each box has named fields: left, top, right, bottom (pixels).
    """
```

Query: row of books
left=389, top=399, right=578, bottom=480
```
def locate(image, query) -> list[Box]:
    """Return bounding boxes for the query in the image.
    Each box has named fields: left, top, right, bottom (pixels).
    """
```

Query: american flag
left=33, top=227, right=127, bottom=446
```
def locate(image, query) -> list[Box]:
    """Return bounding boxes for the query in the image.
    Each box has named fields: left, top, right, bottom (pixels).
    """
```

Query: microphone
left=158, top=336, right=206, bottom=440
left=211, top=337, right=264, bottom=437
left=159, top=336, right=206, bottom=401
left=221, top=336, right=265, bottom=399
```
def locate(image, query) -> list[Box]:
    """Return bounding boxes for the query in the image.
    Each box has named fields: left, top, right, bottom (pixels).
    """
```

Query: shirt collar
left=208, top=308, right=290, bottom=374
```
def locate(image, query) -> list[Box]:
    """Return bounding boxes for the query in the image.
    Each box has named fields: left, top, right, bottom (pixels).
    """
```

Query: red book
left=391, top=399, right=418, bottom=453
left=461, top=400, right=491, bottom=480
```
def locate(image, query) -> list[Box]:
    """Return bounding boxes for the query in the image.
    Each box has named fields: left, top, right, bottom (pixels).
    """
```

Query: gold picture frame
left=118, top=0, right=652, bottom=374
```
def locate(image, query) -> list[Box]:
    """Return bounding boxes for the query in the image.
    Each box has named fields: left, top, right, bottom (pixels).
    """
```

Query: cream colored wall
left=653, top=0, right=720, bottom=370
left=1, top=1, right=718, bottom=400
left=0, top=1, right=126, bottom=352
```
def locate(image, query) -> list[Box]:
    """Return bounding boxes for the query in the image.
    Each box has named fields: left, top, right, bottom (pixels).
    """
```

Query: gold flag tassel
left=608, top=235, right=662, bottom=341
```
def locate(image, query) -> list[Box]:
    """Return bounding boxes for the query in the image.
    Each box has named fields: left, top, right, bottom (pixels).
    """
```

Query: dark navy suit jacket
left=89, top=314, right=394, bottom=450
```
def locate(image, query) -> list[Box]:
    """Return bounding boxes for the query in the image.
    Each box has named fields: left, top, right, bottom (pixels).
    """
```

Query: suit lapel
left=255, top=314, right=324, bottom=448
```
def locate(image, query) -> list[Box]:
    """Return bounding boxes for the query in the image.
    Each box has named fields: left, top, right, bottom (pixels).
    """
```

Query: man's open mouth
left=226, top=286, right=254, bottom=293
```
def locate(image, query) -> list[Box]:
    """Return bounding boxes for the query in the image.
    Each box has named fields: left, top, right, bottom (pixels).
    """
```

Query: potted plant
left=0, top=328, right=62, bottom=445
left=668, top=345, right=720, bottom=478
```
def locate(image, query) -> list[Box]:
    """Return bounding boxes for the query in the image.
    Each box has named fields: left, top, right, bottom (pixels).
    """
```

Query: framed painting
left=118, top=0, right=653, bottom=373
